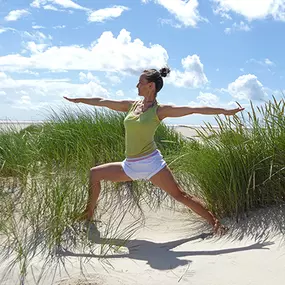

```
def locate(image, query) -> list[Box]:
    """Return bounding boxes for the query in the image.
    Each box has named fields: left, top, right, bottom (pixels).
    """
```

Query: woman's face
left=136, top=74, right=154, bottom=97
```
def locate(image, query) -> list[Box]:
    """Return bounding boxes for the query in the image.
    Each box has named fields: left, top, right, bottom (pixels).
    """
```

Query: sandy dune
left=1, top=201, right=285, bottom=285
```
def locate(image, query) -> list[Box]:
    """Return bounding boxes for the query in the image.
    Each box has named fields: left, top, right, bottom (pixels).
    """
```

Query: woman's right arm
left=63, top=96, right=135, bottom=112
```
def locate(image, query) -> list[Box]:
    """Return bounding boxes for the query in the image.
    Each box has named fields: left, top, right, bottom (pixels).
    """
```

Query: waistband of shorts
left=126, top=149, right=159, bottom=162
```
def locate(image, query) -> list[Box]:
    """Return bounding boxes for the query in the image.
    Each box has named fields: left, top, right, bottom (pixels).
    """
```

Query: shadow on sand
left=57, top=224, right=273, bottom=271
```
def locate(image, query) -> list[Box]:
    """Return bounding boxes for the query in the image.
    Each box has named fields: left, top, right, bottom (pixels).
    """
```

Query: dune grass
left=1, top=98, right=285, bottom=283
left=0, top=107, right=187, bottom=283
left=171, top=97, right=285, bottom=221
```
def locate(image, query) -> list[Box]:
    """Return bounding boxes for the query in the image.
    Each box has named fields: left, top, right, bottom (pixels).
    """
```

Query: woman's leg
left=81, top=162, right=132, bottom=220
left=149, top=165, right=225, bottom=234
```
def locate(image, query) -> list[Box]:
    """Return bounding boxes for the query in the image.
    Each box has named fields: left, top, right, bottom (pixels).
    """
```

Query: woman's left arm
left=158, top=105, right=244, bottom=120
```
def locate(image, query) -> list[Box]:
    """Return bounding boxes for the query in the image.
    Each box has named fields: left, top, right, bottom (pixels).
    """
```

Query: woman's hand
left=223, top=107, right=244, bottom=116
left=63, top=96, right=80, bottom=103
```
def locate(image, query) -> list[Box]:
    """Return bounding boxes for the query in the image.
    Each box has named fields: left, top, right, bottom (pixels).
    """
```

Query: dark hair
left=143, top=67, right=171, bottom=93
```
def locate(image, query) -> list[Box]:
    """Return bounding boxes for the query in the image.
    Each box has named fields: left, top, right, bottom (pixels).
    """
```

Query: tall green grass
left=2, top=98, right=285, bottom=282
left=0, top=107, right=187, bottom=283
left=172, top=97, right=285, bottom=221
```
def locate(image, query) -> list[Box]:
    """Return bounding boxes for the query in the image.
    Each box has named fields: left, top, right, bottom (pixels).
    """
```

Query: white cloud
left=5, top=9, right=30, bottom=21
left=168, top=54, right=208, bottom=88
left=30, top=0, right=44, bottom=8
left=158, top=18, right=183, bottom=28
left=264, top=58, right=275, bottom=66
left=20, top=31, right=53, bottom=55
left=53, top=25, right=66, bottom=29
left=0, top=72, right=9, bottom=79
left=144, top=0, right=206, bottom=27
left=0, top=72, right=109, bottom=111
left=0, top=27, right=16, bottom=34
left=43, top=5, right=60, bottom=11
left=24, top=42, right=49, bottom=54
left=53, top=0, right=88, bottom=10
left=224, top=21, right=251, bottom=34
left=187, top=91, right=244, bottom=113
left=197, top=92, right=219, bottom=106
left=0, top=29, right=168, bottom=75
left=88, top=6, right=129, bottom=22
left=106, top=73, right=122, bottom=85
left=79, top=71, right=100, bottom=83
left=31, top=0, right=89, bottom=11
left=213, top=0, right=285, bottom=21
left=188, top=91, right=221, bottom=108
left=227, top=74, right=267, bottom=101
left=18, top=95, right=32, bottom=106
left=116, top=90, right=125, bottom=97
left=32, top=25, right=45, bottom=29
left=22, top=31, right=51, bottom=42
left=14, top=70, right=40, bottom=76
left=247, top=58, right=276, bottom=67
left=0, top=91, right=7, bottom=96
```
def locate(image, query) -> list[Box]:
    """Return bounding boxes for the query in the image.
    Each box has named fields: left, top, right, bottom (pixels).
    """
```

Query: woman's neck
left=143, top=98, right=156, bottom=105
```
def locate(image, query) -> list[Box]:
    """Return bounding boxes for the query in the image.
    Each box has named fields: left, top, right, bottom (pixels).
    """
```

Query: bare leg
left=150, top=166, right=226, bottom=234
left=84, top=175, right=101, bottom=220
left=79, top=162, right=132, bottom=221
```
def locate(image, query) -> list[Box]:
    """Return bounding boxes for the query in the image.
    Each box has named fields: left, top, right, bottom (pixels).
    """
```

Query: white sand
left=1, top=202, right=285, bottom=285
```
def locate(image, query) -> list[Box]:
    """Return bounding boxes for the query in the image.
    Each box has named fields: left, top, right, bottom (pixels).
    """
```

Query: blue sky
left=0, top=0, right=284, bottom=125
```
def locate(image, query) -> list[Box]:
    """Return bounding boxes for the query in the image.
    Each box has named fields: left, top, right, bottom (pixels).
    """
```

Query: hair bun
left=159, top=67, right=171, bottom=78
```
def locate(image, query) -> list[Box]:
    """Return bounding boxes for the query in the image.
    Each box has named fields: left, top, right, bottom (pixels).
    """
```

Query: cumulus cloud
left=20, top=31, right=53, bottom=55
left=79, top=71, right=100, bottom=83
left=0, top=71, right=109, bottom=111
left=5, top=9, right=30, bottom=21
left=0, top=29, right=168, bottom=75
left=224, top=21, right=251, bottom=34
left=227, top=74, right=267, bottom=101
left=188, top=93, right=218, bottom=108
left=106, top=73, right=122, bottom=85
left=188, top=91, right=242, bottom=115
left=143, top=0, right=206, bottom=27
left=88, top=6, right=129, bottom=22
left=197, top=91, right=219, bottom=105
left=213, top=0, right=285, bottom=22
left=168, top=54, right=208, bottom=88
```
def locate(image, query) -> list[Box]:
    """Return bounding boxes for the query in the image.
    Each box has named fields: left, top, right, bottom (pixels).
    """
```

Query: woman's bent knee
left=90, top=167, right=102, bottom=181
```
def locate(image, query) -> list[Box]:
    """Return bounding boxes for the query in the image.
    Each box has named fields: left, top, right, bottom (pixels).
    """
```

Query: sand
left=1, top=201, right=285, bottom=285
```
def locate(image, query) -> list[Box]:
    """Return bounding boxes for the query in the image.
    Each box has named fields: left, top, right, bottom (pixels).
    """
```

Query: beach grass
left=1, top=98, right=285, bottom=283
left=0, top=107, right=186, bottom=283
left=171, top=97, right=285, bottom=221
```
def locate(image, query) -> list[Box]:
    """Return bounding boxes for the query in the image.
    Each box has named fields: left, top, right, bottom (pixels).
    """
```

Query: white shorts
left=122, top=149, right=167, bottom=180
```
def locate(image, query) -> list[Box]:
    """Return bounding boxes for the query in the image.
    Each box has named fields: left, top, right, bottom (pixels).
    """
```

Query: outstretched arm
left=158, top=104, right=244, bottom=120
left=63, top=96, right=135, bottom=112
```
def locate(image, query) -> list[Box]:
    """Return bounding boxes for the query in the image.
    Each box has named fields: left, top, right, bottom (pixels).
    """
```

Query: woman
left=64, top=67, right=244, bottom=234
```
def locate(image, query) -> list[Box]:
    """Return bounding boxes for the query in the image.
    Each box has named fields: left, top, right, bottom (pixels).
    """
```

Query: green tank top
left=124, top=100, right=161, bottom=158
